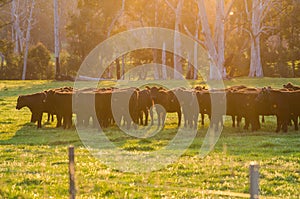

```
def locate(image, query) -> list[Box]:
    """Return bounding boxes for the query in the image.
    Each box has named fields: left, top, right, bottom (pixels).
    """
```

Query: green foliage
left=26, top=42, right=53, bottom=80
left=0, top=39, right=22, bottom=80
left=60, top=50, right=81, bottom=76
left=66, top=0, right=107, bottom=61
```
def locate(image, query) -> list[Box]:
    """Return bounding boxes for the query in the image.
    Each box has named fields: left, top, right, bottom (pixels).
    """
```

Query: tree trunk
left=153, top=0, right=160, bottom=80
left=153, top=49, right=160, bottom=79
left=249, top=36, right=263, bottom=77
left=116, top=58, right=121, bottom=80
left=21, top=0, right=35, bottom=80
left=121, top=55, right=125, bottom=80
left=107, top=0, right=125, bottom=80
left=11, top=0, right=23, bottom=54
left=186, top=53, right=192, bottom=79
left=0, top=52, right=4, bottom=78
left=248, top=0, right=263, bottom=77
left=193, top=41, right=198, bottom=80
left=214, top=0, right=226, bottom=78
left=197, top=0, right=223, bottom=80
left=173, top=0, right=184, bottom=79
left=54, top=0, right=60, bottom=78
left=162, top=42, right=167, bottom=80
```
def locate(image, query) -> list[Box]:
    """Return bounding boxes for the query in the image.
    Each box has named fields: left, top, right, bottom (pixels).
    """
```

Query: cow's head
left=255, top=87, right=271, bottom=103
left=16, top=96, right=25, bottom=110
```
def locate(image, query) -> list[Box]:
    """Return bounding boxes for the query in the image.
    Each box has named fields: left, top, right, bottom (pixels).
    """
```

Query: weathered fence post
left=69, top=146, right=76, bottom=199
left=249, top=162, right=259, bottom=199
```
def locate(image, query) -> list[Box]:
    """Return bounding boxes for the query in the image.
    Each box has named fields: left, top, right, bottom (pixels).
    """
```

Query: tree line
left=0, top=0, right=299, bottom=80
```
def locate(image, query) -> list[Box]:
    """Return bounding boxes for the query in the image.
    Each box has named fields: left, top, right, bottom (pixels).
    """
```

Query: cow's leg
left=47, top=113, right=51, bottom=122
left=68, top=114, right=73, bottom=129
left=30, top=113, right=37, bottom=123
left=157, top=111, right=161, bottom=127
left=139, top=111, right=144, bottom=125
left=150, top=108, right=154, bottom=125
left=37, top=112, right=43, bottom=128
left=261, top=115, right=265, bottom=123
left=194, top=113, right=199, bottom=129
left=189, top=114, right=193, bottom=129
left=51, top=114, right=54, bottom=122
left=177, top=110, right=181, bottom=127
left=56, top=114, right=62, bottom=128
left=201, top=113, right=205, bottom=126
left=144, top=109, right=149, bottom=126
left=30, top=114, right=34, bottom=122
left=76, top=114, right=83, bottom=127
left=84, top=116, right=90, bottom=127
left=275, top=116, right=281, bottom=132
left=244, top=117, right=249, bottom=130
left=126, top=117, right=131, bottom=130
left=232, top=115, right=235, bottom=128
left=183, top=112, right=187, bottom=128
left=162, top=112, right=166, bottom=127
left=252, top=115, right=260, bottom=131
left=282, top=120, right=288, bottom=133
left=237, top=116, right=242, bottom=127
left=292, top=116, right=298, bottom=131
left=62, top=116, right=67, bottom=129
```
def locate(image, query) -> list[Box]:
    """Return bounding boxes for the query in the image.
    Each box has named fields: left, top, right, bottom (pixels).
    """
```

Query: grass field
left=0, top=78, right=299, bottom=198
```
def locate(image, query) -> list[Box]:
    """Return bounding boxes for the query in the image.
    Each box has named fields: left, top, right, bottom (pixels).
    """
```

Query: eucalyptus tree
left=243, top=0, right=281, bottom=77
left=188, top=0, right=235, bottom=80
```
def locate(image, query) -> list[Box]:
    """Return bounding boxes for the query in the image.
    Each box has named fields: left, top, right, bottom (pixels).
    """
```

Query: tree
left=191, top=0, right=235, bottom=80
left=54, top=0, right=60, bottom=78
left=21, top=0, right=35, bottom=80
left=165, top=0, right=184, bottom=79
left=243, top=0, right=280, bottom=77
left=26, top=42, right=52, bottom=79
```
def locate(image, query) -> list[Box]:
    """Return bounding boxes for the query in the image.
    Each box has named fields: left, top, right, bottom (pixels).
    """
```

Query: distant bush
left=0, top=39, right=22, bottom=80
left=26, top=42, right=53, bottom=80
left=59, top=50, right=81, bottom=77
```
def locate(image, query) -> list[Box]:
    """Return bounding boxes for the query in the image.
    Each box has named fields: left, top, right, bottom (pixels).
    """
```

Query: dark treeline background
left=0, top=0, right=299, bottom=80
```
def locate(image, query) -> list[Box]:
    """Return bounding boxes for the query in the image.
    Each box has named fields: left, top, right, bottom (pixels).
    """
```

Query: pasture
left=0, top=78, right=300, bottom=198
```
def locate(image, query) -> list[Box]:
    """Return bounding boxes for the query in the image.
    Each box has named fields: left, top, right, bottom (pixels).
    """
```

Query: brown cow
left=149, top=86, right=181, bottom=127
left=174, top=88, right=198, bottom=129
left=138, top=88, right=154, bottom=126
left=16, top=92, right=47, bottom=128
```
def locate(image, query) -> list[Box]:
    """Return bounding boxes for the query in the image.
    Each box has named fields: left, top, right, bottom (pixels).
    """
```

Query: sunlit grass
left=0, top=79, right=299, bottom=198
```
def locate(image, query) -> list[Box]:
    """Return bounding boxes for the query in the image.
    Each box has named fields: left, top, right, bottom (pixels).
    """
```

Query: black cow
left=283, top=82, right=300, bottom=91
left=16, top=92, right=47, bottom=128
left=138, top=88, right=154, bottom=126
left=256, top=88, right=291, bottom=132
left=149, top=87, right=181, bottom=127
left=95, top=91, right=113, bottom=128
left=174, top=88, right=199, bottom=129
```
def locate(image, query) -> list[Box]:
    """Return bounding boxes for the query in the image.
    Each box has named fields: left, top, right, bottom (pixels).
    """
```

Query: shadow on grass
left=1, top=117, right=299, bottom=158
left=0, top=122, right=82, bottom=146
left=0, top=120, right=178, bottom=150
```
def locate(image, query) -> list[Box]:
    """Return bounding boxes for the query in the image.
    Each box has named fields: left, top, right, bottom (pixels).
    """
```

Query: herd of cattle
left=16, top=82, right=300, bottom=133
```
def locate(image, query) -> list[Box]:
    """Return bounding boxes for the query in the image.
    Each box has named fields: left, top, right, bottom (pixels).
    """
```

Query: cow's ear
left=145, top=86, right=150, bottom=90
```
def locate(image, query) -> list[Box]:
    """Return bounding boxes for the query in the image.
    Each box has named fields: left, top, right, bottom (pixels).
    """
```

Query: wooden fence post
left=249, top=162, right=259, bottom=199
left=69, top=146, right=76, bottom=199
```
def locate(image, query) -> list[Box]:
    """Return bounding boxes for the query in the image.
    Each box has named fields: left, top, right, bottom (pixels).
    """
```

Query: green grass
left=0, top=78, right=300, bottom=198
